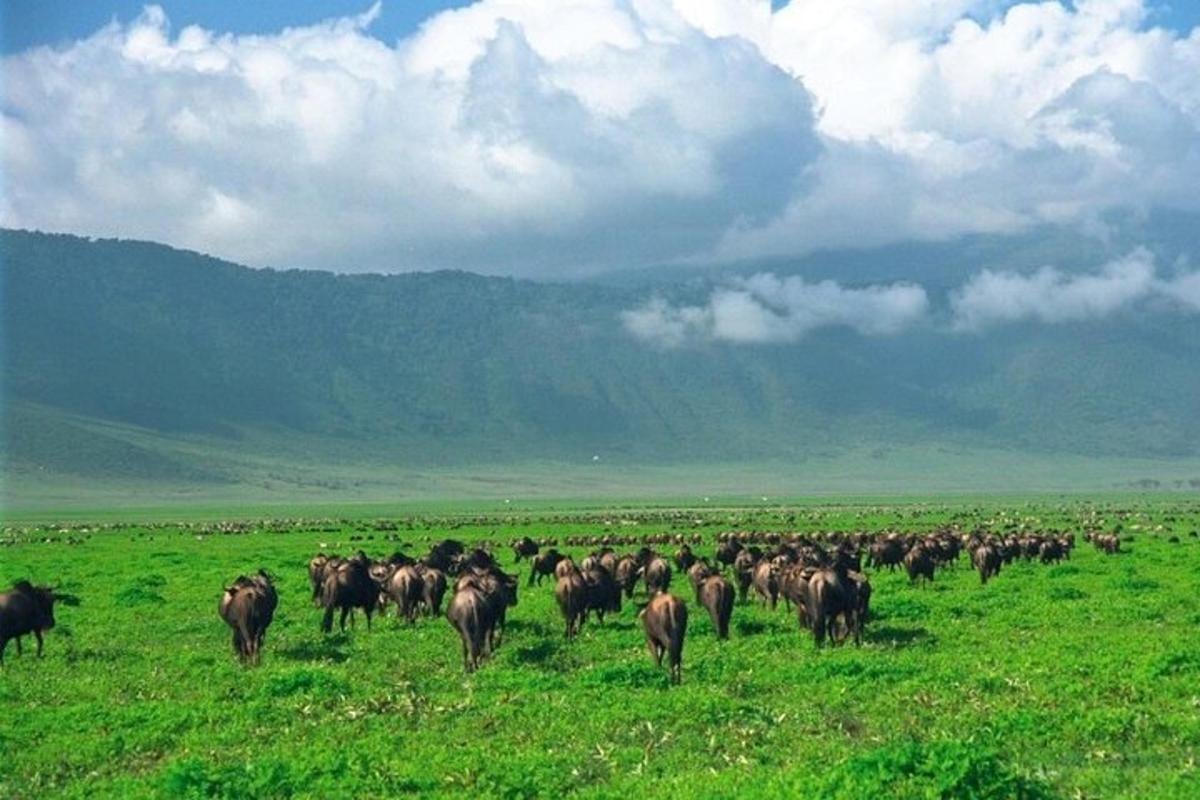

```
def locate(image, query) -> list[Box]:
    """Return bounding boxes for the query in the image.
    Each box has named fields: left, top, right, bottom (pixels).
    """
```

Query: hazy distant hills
left=3, top=228, right=1199, bottom=503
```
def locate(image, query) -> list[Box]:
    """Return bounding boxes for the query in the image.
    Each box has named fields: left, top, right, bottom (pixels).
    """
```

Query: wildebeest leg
left=813, top=613, right=826, bottom=647
left=322, top=605, right=335, bottom=633
left=15, top=636, right=23, bottom=656
left=35, top=630, right=44, bottom=657
left=340, top=607, right=350, bottom=632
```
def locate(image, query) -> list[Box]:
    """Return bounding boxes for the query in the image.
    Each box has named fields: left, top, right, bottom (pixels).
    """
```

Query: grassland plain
left=2, top=498, right=1199, bottom=799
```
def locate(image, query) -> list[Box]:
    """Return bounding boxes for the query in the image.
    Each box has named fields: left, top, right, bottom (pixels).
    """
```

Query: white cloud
left=2, top=1, right=1199, bottom=274
left=622, top=273, right=929, bottom=346
left=949, top=247, right=1177, bottom=329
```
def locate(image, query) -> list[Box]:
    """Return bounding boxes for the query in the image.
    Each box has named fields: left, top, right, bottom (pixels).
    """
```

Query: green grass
left=2, top=498, right=1199, bottom=798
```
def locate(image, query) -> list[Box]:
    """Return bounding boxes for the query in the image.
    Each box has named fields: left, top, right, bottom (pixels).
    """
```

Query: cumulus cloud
left=621, top=273, right=929, bottom=346
left=2, top=1, right=1200, bottom=274
left=949, top=249, right=1158, bottom=329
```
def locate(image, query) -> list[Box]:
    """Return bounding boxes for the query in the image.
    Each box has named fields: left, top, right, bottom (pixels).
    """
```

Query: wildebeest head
left=11, top=580, right=63, bottom=630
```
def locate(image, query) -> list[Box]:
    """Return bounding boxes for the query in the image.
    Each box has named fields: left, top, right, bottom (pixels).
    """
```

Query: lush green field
left=3, top=498, right=1199, bottom=798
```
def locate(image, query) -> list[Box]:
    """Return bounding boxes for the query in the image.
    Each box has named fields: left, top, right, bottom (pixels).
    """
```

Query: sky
left=2, top=0, right=1200, bottom=285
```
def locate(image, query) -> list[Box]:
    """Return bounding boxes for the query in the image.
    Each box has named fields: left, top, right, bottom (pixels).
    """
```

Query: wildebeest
left=218, top=571, right=277, bottom=664
left=751, top=560, right=779, bottom=610
left=643, top=557, right=672, bottom=595
left=715, top=538, right=743, bottom=569
left=419, top=566, right=448, bottom=617
left=674, top=544, right=697, bottom=572
left=640, top=593, right=688, bottom=684
left=446, top=584, right=491, bottom=672
left=321, top=552, right=380, bottom=633
left=512, top=536, right=539, bottom=562
left=554, top=573, right=587, bottom=639
left=614, top=556, right=640, bottom=598
left=687, top=560, right=716, bottom=602
left=308, top=554, right=331, bottom=605
left=868, top=537, right=905, bottom=571
left=732, top=548, right=758, bottom=602
left=528, top=550, right=565, bottom=586
left=806, top=565, right=861, bottom=647
left=582, top=568, right=621, bottom=622
left=698, top=575, right=733, bottom=640
left=1, top=581, right=75, bottom=663
left=972, top=545, right=1001, bottom=584
left=387, top=565, right=424, bottom=623
left=904, top=545, right=935, bottom=585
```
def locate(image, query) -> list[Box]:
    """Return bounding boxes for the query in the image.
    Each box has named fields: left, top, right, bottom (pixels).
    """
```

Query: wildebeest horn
left=55, top=593, right=81, bottom=606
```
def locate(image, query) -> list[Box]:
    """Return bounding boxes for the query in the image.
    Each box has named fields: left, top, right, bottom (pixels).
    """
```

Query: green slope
left=3, top=229, right=1200, bottom=503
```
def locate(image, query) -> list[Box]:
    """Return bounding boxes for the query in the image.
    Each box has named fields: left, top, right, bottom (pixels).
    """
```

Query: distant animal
left=419, top=567, right=447, bottom=617
left=512, top=537, right=539, bottom=562
left=219, top=571, right=278, bottom=664
left=640, top=593, right=688, bottom=684
left=387, top=565, right=424, bottom=623
left=698, top=575, right=734, bottom=640
left=751, top=560, right=779, bottom=610
left=1, top=581, right=76, bottom=663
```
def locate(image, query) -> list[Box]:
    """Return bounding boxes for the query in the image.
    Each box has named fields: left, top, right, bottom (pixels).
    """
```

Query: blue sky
left=2, top=0, right=1196, bottom=54
left=0, top=1, right=471, bottom=53
left=2, top=1, right=1199, bottom=280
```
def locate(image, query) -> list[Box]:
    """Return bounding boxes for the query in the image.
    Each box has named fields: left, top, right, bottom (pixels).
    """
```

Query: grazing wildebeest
left=387, top=565, right=424, bottom=623
left=643, top=557, right=672, bottom=595
left=904, top=545, right=935, bottom=585
left=554, top=573, right=587, bottom=640
left=1, top=581, right=75, bottom=663
left=512, top=536, right=539, bottom=562
left=698, top=575, right=734, bottom=640
left=218, top=571, right=277, bottom=664
left=321, top=552, right=380, bottom=633
left=418, top=566, right=448, bottom=617
left=528, top=550, right=565, bottom=586
left=425, top=539, right=465, bottom=573
left=1039, top=539, right=1064, bottom=564
left=446, top=585, right=491, bottom=673
left=640, top=593, right=688, bottom=684
left=972, top=545, right=1001, bottom=584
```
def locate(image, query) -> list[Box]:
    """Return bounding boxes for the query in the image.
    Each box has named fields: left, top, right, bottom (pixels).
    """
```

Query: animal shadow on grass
left=512, top=640, right=565, bottom=669
left=279, top=635, right=351, bottom=663
left=865, top=626, right=936, bottom=649
left=735, top=619, right=769, bottom=636
left=504, top=619, right=552, bottom=636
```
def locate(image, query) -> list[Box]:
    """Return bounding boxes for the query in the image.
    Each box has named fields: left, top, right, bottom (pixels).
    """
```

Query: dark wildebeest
left=582, top=568, right=621, bottom=623
left=867, top=538, right=905, bottom=571
left=643, top=556, right=672, bottom=595
left=751, top=560, right=779, bottom=610
left=698, top=575, right=734, bottom=640
left=972, top=545, right=1001, bottom=584
left=446, top=585, right=491, bottom=673
left=1, top=581, right=76, bottom=663
left=418, top=566, right=447, bottom=617
left=555, top=573, right=587, bottom=640
left=715, top=538, right=743, bottom=569
left=512, top=536, right=539, bottom=562
left=640, top=593, right=688, bottom=685
left=779, top=565, right=812, bottom=629
left=321, top=552, right=380, bottom=633
left=387, top=565, right=424, bottom=623
left=1039, top=539, right=1064, bottom=565
left=904, top=545, right=935, bottom=586
left=425, top=539, right=465, bottom=573
left=806, top=564, right=861, bottom=647
left=674, top=544, right=697, bottom=573
left=219, top=571, right=277, bottom=664
left=528, top=550, right=565, bottom=586
left=458, top=567, right=519, bottom=651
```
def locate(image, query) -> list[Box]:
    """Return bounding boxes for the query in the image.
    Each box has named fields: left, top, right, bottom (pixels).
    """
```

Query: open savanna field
left=3, top=496, right=1200, bottom=799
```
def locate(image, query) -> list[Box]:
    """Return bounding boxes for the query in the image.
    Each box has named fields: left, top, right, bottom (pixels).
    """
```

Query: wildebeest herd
left=1, top=526, right=1120, bottom=682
